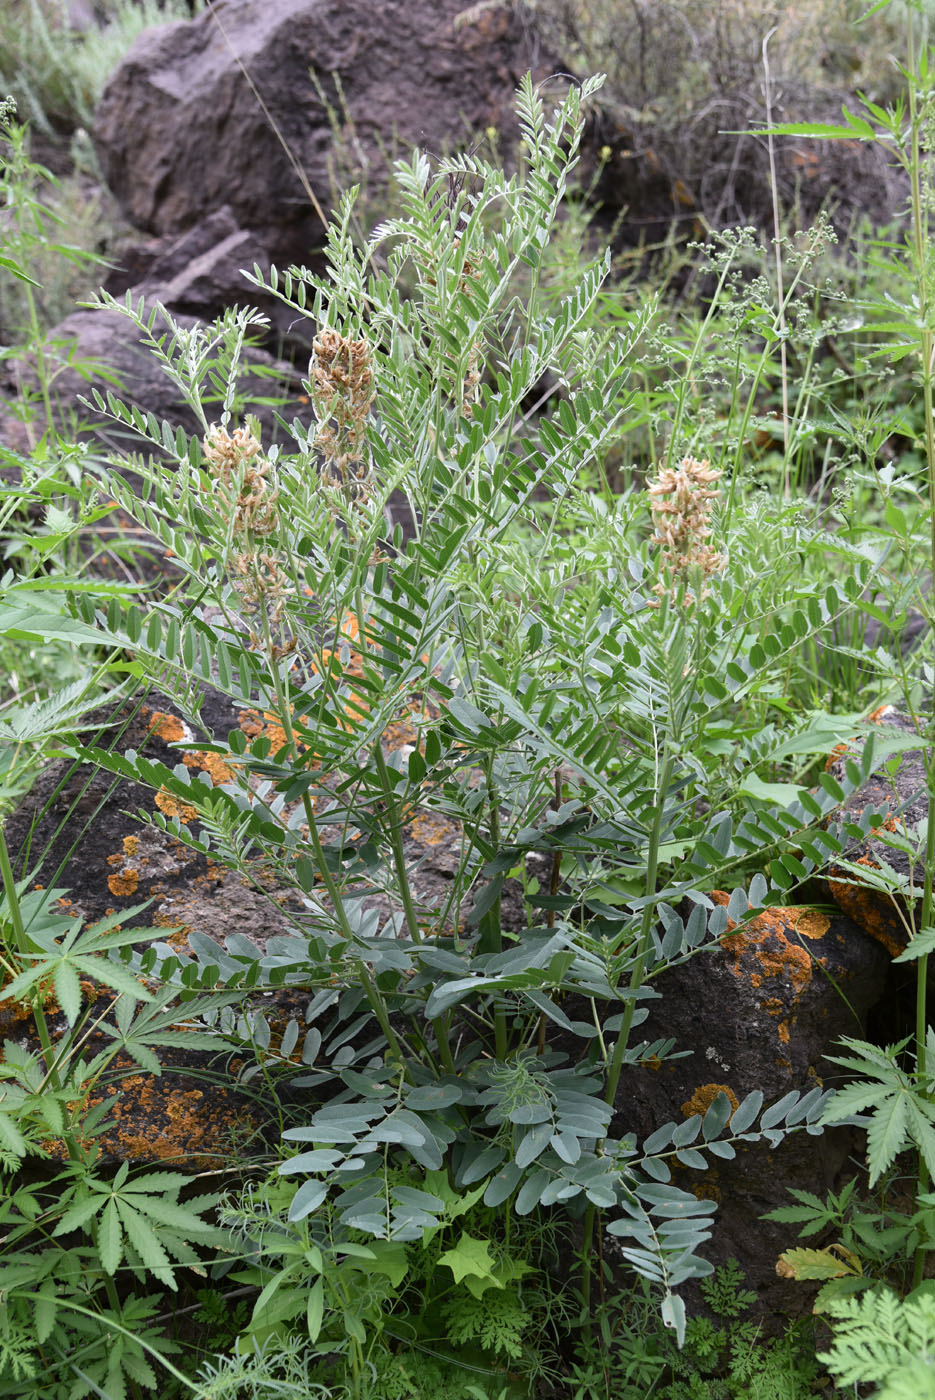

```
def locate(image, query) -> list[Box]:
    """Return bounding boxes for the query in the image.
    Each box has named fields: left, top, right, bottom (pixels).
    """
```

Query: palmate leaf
left=52, top=1168, right=224, bottom=1291
left=116, top=1198, right=175, bottom=1286
left=821, top=1038, right=935, bottom=1185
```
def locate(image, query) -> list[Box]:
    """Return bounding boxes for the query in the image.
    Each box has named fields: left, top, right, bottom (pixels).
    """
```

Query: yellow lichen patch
left=122, top=835, right=139, bottom=858
left=713, top=893, right=814, bottom=997
left=794, top=909, right=829, bottom=940
left=107, top=868, right=139, bottom=898
left=680, top=1082, right=739, bottom=1121
left=827, top=857, right=906, bottom=957
left=183, top=749, right=235, bottom=784
left=154, top=789, right=199, bottom=823
left=147, top=710, right=188, bottom=744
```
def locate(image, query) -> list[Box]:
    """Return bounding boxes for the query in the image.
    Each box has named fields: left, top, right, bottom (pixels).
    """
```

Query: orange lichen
left=793, top=909, right=829, bottom=940
left=107, top=868, right=139, bottom=897
left=122, top=835, right=139, bottom=858
left=239, top=707, right=308, bottom=757
left=183, top=749, right=235, bottom=784
left=825, top=704, right=896, bottom=771
left=148, top=710, right=188, bottom=743
left=826, top=858, right=906, bottom=957
left=825, top=740, right=851, bottom=772
left=154, top=789, right=199, bottom=823
left=78, top=1070, right=257, bottom=1168
left=408, top=812, right=455, bottom=848
left=680, top=1083, right=739, bottom=1120
left=153, top=912, right=192, bottom=952
left=714, top=893, right=814, bottom=997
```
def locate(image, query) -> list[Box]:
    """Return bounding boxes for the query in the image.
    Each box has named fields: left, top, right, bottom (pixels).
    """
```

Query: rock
left=0, top=682, right=475, bottom=1163
left=93, top=0, right=560, bottom=269
left=821, top=706, right=926, bottom=957
left=107, top=206, right=278, bottom=328
left=614, top=894, right=890, bottom=1317
left=1, top=301, right=304, bottom=468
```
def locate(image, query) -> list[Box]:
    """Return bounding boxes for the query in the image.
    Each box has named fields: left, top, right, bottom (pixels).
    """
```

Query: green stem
left=605, top=753, right=677, bottom=1108
left=581, top=751, right=677, bottom=1318
left=0, top=825, right=71, bottom=1110
left=0, top=822, right=30, bottom=959
left=912, top=784, right=935, bottom=1291
left=906, top=14, right=935, bottom=1292
left=372, top=740, right=422, bottom=945
left=372, top=739, right=455, bottom=1073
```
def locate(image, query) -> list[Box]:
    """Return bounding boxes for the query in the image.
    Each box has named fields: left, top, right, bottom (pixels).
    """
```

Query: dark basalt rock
left=93, top=0, right=561, bottom=271
left=613, top=894, right=890, bottom=1317
left=821, top=706, right=927, bottom=958
left=2, top=683, right=894, bottom=1294
left=1, top=302, right=303, bottom=455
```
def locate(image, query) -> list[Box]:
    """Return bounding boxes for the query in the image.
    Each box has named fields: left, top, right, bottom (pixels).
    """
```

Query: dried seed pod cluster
left=203, top=423, right=290, bottom=640
left=310, top=329, right=375, bottom=499
left=648, top=454, right=725, bottom=605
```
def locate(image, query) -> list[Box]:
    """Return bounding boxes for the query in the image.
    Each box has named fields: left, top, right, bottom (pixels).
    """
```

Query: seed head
left=310, top=329, right=375, bottom=497
left=203, top=423, right=279, bottom=537
left=648, top=455, right=725, bottom=605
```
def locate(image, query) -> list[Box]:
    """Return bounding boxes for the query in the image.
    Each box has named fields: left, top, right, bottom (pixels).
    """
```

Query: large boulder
left=615, top=894, right=890, bottom=1317
left=93, top=0, right=560, bottom=270
left=3, top=682, right=892, bottom=1299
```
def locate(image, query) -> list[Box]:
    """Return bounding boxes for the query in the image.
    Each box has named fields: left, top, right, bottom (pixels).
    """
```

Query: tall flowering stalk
left=648, top=454, right=725, bottom=604
left=309, top=328, right=376, bottom=503
left=203, top=422, right=291, bottom=650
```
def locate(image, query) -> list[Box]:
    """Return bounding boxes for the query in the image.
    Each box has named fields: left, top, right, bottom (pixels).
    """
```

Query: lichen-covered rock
left=821, top=706, right=926, bottom=956
left=93, top=0, right=559, bottom=268
left=0, top=682, right=485, bottom=1166
left=618, top=895, right=890, bottom=1316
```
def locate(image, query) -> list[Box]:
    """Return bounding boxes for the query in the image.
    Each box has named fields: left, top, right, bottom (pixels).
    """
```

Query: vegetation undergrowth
left=2, top=2, right=935, bottom=1397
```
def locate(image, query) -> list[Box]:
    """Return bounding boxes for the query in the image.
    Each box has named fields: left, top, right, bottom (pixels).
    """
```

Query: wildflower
left=202, top=423, right=290, bottom=643
left=648, top=454, right=725, bottom=605
left=203, top=424, right=279, bottom=537
left=309, top=328, right=375, bottom=499
left=461, top=341, right=482, bottom=419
